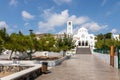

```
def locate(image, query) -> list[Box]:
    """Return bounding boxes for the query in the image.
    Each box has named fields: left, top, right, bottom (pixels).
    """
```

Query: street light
left=29, top=29, right=33, bottom=60
left=103, top=35, right=105, bottom=53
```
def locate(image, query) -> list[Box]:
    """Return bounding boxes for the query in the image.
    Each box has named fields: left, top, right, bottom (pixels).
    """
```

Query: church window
left=90, top=36, right=93, bottom=39
left=69, top=22, right=71, bottom=25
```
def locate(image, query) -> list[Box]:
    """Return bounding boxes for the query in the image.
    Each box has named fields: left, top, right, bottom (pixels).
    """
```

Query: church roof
left=79, top=27, right=87, bottom=31
left=78, top=27, right=88, bottom=33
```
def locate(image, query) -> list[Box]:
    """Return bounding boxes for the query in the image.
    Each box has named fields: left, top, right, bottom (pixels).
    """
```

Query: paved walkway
left=35, top=54, right=120, bottom=80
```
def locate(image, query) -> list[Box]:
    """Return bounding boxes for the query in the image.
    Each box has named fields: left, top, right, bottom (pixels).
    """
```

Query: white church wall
left=67, top=21, right=96, bottom=48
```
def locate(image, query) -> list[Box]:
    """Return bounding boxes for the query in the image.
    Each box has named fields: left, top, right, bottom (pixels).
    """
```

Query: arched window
left=69, top=22, right=71, bottom=25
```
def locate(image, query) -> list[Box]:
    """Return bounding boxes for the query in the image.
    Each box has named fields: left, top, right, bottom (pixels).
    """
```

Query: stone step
left=76, top=48, right=91, bottom=54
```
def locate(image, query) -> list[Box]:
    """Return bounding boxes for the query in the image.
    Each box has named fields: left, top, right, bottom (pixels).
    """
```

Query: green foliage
left=0, top=28, right=9, bottom=53
left=38, top=33, right=56, bottom=51
left=96, top=32, right=112, bottom=41
left=95, top=33, right=120, bottom=53
left=96, top=33, right=104, bottom=40
left=55, top=34, right=75, bottom=52
left=104, top=33, right=112, bottom=39
left=0, top=28, right=75, bottom=58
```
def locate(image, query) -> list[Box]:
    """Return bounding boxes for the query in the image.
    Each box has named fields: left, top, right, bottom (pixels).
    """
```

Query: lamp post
left=29, top=29, right=33, bottom=60
left=103, top=35, right=105, bottom=54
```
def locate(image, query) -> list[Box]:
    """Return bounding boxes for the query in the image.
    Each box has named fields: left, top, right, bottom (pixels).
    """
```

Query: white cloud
left=57, top=29, right=66, bottom=34
left=42, top=7, right=54, bottom=18
left=38, top=9, right=107, bottom=34
left=63, top=22, right=107, bottom=34
left=7, top=25, right=18, bottom=33
left=12, top=25, right=18, bottom=29
left=38, top=9, right=89, bottom=33
left=0, top=21, right=19, bottom=34
left=38, top=10, right=69, bottom=33
left=73, top=26, right=80, bottom=34
left=0, top=21, right=13, bottom=33
left=0, top=21, right=8, bottom=29
left=111, top=29, right=117, bottom=33
left=69, top=16, right=89, bottom=25
left=22, top=11, right=35, bottom=20
left=81, top=22, right=108, bottom=32
left=24, top=22, right=30, bottom=27
left=9, top=0, right=18, bottom=6
left=105, top=11, right=111, bottom=16
left=53, top=0, right=72, bottom=5
left=101, top=0, right=107, bottom=7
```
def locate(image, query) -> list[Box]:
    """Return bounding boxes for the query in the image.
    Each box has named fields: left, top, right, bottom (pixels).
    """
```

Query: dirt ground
left=0, top=72, right=14, bottom=78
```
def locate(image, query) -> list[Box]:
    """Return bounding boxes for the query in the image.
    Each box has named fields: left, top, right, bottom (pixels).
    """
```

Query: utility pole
left=29, top=29, right=33, bottom=60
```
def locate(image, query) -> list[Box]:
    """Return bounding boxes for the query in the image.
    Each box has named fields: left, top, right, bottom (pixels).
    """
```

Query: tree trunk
left=9, top=50, right=14, bottom=60
left=63, top=50, right=66, bottom=57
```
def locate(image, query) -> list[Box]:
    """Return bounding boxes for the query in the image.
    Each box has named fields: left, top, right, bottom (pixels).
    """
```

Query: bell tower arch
left=67, top=21, right=73, bottom=35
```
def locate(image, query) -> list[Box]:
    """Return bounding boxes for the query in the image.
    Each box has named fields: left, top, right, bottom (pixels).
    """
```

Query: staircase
left=76, top=47, right=91, bottom=54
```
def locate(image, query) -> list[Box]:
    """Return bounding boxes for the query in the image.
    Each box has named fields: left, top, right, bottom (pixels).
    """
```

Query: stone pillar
left=110, top=46, right=114, bottom=67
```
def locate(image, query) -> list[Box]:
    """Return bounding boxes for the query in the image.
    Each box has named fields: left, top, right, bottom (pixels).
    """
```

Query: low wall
left=34, top=56, right=68, bottom=67
left=0, top=56, right=68, bottom=79
left=93, top=52, right=118, bottom=68
left=48, top=56, right=68, bottom=66
left=1, top=65, right=42, bottom=80
left=0, top=56, right=68, bottom=67
left=0, top=61, right=38, bottom=66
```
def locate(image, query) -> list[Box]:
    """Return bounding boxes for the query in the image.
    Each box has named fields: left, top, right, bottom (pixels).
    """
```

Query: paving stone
left=35, top=54, right=120, bottom=80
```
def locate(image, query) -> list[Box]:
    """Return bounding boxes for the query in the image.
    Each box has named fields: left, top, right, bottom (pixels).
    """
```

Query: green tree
left=38, top=34, right=56, bottom=51
left=104, top=32, right=112, bottom=39
left=55, top=34, right=75, bottom=56
left=4, top=32, right=32, bottom=59
left=95, top=32, right=120, bottom=53
left=0, top=28, right=9, bottom=54
left=96, top=33, right=104, bottom=41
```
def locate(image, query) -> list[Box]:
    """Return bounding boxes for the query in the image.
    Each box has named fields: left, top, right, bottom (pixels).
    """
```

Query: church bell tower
left=67, top=21, right=73, bottom=35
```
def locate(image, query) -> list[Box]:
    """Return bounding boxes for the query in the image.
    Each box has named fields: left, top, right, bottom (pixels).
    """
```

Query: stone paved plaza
left=36, top=54, right=120, bottom=80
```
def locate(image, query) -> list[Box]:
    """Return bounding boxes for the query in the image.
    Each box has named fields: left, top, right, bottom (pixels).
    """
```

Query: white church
left=67, top=21, right=95, bottom=50
left=66, top=21, right=119, bottom=50
left=36, top=21, right=119, bottom=52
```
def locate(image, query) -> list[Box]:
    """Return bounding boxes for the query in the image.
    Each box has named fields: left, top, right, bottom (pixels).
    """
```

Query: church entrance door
left=78, top=41, right=81, bottom=46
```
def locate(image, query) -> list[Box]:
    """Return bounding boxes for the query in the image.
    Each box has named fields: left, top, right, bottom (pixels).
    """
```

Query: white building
left=66, top=21, right=120, bottom=50
left=67, top=21, right=95, bottom=49
left=112, top=34, right=120, bottom=41
left=73, top=27, right=95, bottom=48
left=67, top=21, right=73, bottom=35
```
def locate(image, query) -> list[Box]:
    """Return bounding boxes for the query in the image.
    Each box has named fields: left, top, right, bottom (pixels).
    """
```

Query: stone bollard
left=42, top=62, right=48, bottom=74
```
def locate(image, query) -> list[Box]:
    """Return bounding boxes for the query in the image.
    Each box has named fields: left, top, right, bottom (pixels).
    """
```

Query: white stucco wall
left=73, top=27, right=95, bottom=49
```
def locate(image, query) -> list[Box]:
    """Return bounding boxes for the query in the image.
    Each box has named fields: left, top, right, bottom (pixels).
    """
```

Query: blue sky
left=0, top=0, right=120, bottom=35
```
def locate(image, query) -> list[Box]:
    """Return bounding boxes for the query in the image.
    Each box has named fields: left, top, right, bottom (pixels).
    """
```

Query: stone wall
left=1, top=65, right=42, bottom=80
left=93, top=52, right=118, bottom=68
